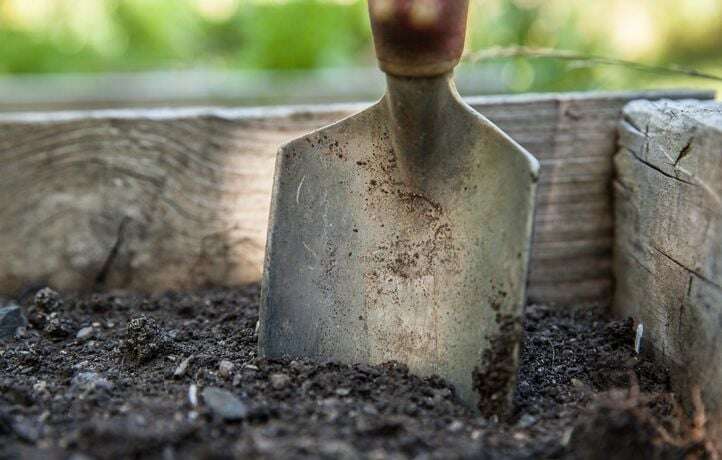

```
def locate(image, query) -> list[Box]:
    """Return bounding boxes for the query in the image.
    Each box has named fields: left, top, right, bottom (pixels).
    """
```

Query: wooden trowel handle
left=368, top=0, right=469, bottom=78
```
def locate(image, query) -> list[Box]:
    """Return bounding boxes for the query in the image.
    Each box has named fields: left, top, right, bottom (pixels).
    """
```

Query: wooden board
left=613, top=99, right=722, bottom=419
left=0, top=90, right=713, bottom=306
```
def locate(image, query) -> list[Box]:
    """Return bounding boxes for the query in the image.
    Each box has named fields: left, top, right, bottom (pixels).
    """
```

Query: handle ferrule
left=368, top=0, right=469, bottom=77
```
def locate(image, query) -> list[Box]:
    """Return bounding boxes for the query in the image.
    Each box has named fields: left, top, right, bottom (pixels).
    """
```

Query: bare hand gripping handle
left=368, top=0, right=470, bottom=77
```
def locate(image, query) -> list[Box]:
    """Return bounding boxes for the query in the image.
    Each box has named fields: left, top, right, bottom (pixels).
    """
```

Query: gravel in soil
left=0, top=285, right=716, bottom=459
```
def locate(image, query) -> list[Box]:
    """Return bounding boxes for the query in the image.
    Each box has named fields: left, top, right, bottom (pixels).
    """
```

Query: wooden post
left=614, top=99, right=722, bottom=419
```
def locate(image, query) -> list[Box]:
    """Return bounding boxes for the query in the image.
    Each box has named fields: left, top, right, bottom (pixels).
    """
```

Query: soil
left=0, top=285, right=715, bottom=459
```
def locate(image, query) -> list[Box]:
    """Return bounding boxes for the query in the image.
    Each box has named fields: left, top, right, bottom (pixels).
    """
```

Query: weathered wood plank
left=527, top=278, right=613, bottom=305
left=0, top=90, right=713, bottom=306
left=613, top=99, right=722, bottom=419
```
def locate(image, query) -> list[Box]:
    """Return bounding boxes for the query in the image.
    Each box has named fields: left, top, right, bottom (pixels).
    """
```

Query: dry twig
left=464, top=46, right=722, bottom=83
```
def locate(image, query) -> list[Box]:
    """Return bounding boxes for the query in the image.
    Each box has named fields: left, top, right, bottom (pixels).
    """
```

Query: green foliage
left=0, top=0, right=720, bottom=93
left=467, top=2, right=604, bottom=92
left=0, top=0, right=371, bottom=73
left=233, top=0, right=369, bottom=70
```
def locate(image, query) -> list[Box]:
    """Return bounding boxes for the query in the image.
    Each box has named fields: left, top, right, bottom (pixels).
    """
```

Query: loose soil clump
left=122, top=315, right=174, bottom=365
left=0, top=285, right=717, bottom=459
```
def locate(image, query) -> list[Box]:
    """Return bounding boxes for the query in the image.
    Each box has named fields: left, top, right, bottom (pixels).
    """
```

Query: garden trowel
left=259, top=0, right=539, bottom=414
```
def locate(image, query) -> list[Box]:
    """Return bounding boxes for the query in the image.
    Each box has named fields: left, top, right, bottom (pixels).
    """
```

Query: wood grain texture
left=613, top=99, right=722, bottom=419
left=0, top=90, right=713, bottom=305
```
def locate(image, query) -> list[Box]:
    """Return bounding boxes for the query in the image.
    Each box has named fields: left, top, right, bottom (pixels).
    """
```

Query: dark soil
left=0, top=285, right=714, bottom=459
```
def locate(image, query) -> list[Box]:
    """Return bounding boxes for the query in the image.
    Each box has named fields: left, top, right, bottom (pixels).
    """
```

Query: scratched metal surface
left=259, top=74, right=538, bottom=409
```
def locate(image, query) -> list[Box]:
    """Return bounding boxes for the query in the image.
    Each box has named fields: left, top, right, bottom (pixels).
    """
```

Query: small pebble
left=73, top=360, right=90, bottom=370
left=202, top=387, right=248, bottom=421
left=174, top=356, right=193, bottom=378
left=76, top=326, right=94, bottom=340
left=44, top=316, right=74, bottom=340
left=561, top=427, right=574, bottom=446
left=635, top=323, right=644, bottom=354
left=448, top=420, right=465, bottom=432
left=517, top=414, right=538, bottom=428
left=218, top=360, right=234, bottom=379
left=12, top=418, right=40, bottom=443
left=68, top=454, right=94, bottom=460
left=33, top=381, right=48, bottom=395
left=188, top=384, right=198, bottom=407
left=14, top=327, right=28, bottom=339
left=71, top=371, right=113, bottom=392
left=0, top=304, right=27, bottom=340
left=270, top=373, right=291, bottom=389
left=32, top=288, right=63, bottom=313
left=335, top=388, right=351, bottom=396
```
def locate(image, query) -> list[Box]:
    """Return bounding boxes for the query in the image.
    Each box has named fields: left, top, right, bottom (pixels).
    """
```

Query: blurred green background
left=0, top=0, right=720, bottom=107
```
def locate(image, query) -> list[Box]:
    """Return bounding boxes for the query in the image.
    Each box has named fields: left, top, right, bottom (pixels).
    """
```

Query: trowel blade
left=259, top=80, right=538, bottom=414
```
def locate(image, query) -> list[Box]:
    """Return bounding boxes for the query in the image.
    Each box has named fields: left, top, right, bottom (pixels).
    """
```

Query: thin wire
left=463, top=46, right=722, bottom=83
